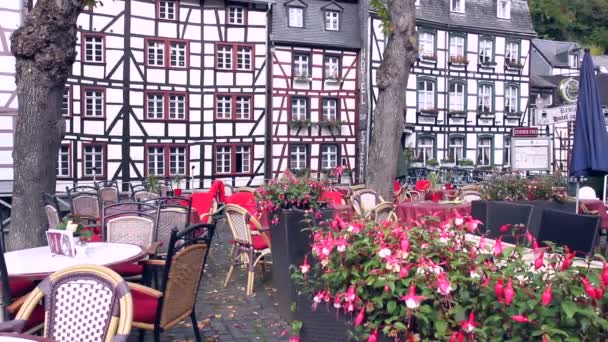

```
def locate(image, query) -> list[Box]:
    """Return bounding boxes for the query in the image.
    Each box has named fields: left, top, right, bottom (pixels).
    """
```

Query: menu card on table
left=46, top=229, right=76, bottom=257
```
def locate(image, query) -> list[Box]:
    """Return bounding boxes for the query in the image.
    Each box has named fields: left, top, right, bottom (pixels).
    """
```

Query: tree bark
left=366, top=0, right=417, bottom=200
left=9, top=0, right=87, bottom=250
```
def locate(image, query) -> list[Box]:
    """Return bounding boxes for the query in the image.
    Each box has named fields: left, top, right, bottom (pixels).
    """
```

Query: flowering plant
left=256, top=175, right=328, bottom=224
left=292, top=214, right=608, bottom=341
left=56, top=218, right=93, bottom=240
left=480, top=175, right=567, bottom=201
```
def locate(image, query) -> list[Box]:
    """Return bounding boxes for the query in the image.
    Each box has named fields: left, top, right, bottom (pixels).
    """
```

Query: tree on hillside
left=366, top=0, right=417, bottom=200
left=9, top=0, right=96, bottom=250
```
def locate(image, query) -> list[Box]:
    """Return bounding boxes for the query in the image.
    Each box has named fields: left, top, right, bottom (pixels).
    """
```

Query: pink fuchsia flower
left=299, top=255, right=310, bottom=274
left=368, top=329, right=378, bottom=342
left=478, top=236, right=486, bottom=250
left=602, top=263, right=608, bottom=287
left=542, top=336, right=550, bottom=342
left=534, top=250, right=545, bottom=270
left=465, top=218, right=482, bottom=233
left=504, top=279, right=515, bottom=305
left=399, top=265, right=411, bottom=279
left=335, top=236, right=348, bottom=253
left=560, top=248, right=575, bottom=271
left=312, top=291, right=324, bottom=310
left=525, top=230, right=535, bottom=244
left=333, top=293, right=342, bottom=309
left=400, top=284, right=426, bottom=309
left=460, top=312, right=477, bottom=333
left=454, top=217, right=464, bottom=226
left=499, top=224, right=511, bottom=232
left=493, top=237, right=504, bottom=257
left=289, top=336, right=300, bottom=342
left=345, top=286, right=356, bottom=302
left=495, top=277, right=504, bottom=302
left=449, top=331, right=465, bottom=342
left=541, top=284, right=552, bottom=306
left=437, top=273, right=454, bottom=296
left=347, top=223, right=363, bottom=234
left=354, top=307, right=365, bottom=327
left=511, top=315, right=530, bottom=323
left=378, top=247, right=392, bottom=258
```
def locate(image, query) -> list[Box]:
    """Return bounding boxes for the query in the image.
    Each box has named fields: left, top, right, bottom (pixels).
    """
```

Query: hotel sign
left=536, top=104, right=577, bottom=125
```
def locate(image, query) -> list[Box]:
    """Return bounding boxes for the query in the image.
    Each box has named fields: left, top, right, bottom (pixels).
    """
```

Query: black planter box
left=270, top=208, right=335, bottom=321
left=471, top=200, right=577, bottom=237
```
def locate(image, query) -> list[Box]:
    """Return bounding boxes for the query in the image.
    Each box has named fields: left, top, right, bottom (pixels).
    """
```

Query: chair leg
left=153, top=328, right=161, bottom=342
left=224, top=264, right=235, bottom=288
left=191, top=310, right=202, bottom=342
left=247, top=269, right=254, bottom=296
left=138, top=329, right=146, bottom=342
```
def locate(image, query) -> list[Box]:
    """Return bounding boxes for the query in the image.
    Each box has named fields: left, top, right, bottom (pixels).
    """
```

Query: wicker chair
left=129, top=223, right=215, bottom=342
left=224, top=184, right=234, bottom=196
left=156, top=206, right=190, bottom=255
left=66, top=186, right=101, bottom=224
left=45, top=204, right=61, bottom=230
left=0, top=265, right=133, bottom=342
left=462, top=190, right=482, bottom=202
left=223, top=204, right=271, bottom=296
left=351, top=189, right=384, bottom=217
left=134, top=191, right=160, bottom=202
left=235, top=186, right=256, bottom=193
left=96, top=180, right=120, bottom=205
left=366, top=201, right=398, bottom=225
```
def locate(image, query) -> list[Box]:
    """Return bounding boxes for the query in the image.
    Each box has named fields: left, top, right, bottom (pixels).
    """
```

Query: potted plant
left=459, top=158, right=475, bottom=167
left=146, top=175, right=161, bottom=194
left=426, top=158, right=439, bottom=167
left=426, top=171, right=443, bottom=202
left=291, top=215, right=608, bottom=341
left=56, top=219, right=93, bottom=242
left=172, top=175, right=183, bottom=196
left=290, top=119, right=313, bottom=130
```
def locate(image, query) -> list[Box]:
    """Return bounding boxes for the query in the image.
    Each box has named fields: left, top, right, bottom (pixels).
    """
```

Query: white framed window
left=147, top=147, right=165, bottom=176
left=291, top=98, right=308, bottom=121
left=62, top=88, right=71, bottom=117
left=477, top=137, right=492, bottom=166
left=321, top=145, right=338, bottom=170
left=290, top=145, right=308, bottom=170
left=505, top=41, right=519, bottom=63
left=504, top=137, right=511, bottom=166
left=147, top=94, right=164, bottom=119
left=448, top=137, right=464, bottom=161
left=479, top=38, right=493, bottom=63
left=168, top=94, right=185, bottom=120
left=216, top=95, right=232, bottom=119
left=419, top=31, right=435, bottom=58
left=505, top=86, right=518, bottom=113
left=294, top=54, right=309, bottom=77
left=57, top=145, right=71, bottom=177
left=170, top=42, right=187, bottom=67
left=478, top=84, right=493, bottom=113
left=324, top=56, right=340, bottom=79
left=322, top=98, right=338, bottom=121
left=236, top=96, right=251, bottom=120
left=497, top=0, right=510, bottom=19
left=417, top=136, right=434, bottom=162
left=147, top=40, right=165, bottom=66
left=83, top=35, right=104, bottom=63
left=449, top=82, right=465, bottom=112
left=169, top=146, right=186, bottom=176
left=84, top=145, right=104, bottom=177
left=451, top=0, right=464, bottom=13
left=449, top=35, right=465, bottom=58
left=237, top=46, right=252, bottom=70
left=417, top=79, right=435, bottom=111
left=215, top=146, right=231, bottom=174
left=228, top=7, right=245, bottom=25
left=288, top=7, right=303, bottom=28
left=325, top=11, right=339, bottom=31
left=216, top=45, right=233, bottom=70
left=84, top=89, right=104, bottom=117
left=569, top=53, right=579, bottom=68
left=158, top=0, right=177, bottom=20
left=235, top=146, right=251, bottom=173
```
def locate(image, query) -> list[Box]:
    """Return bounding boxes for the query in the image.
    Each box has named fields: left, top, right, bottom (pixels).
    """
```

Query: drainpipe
left=264, top=3, right=273, bottom=181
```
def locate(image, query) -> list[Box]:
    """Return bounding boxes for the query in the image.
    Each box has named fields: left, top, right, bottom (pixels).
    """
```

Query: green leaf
left=387, top=300, right=397, bottom=314
left=435, top=320, right=447, bottom=335
left=561, top=300, right=577, bottom=319
left=393, top=322, right=407, bottom=331
left=454, top=305, right=466, bottom=322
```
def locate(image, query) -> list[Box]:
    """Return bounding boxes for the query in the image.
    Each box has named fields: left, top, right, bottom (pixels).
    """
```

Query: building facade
left=368, top=0, right=536, bottom=170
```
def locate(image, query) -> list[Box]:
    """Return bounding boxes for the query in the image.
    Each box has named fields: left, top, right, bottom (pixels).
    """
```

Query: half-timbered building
left=268, top=0, right=361, bottom=179
left=368, top=0, right=536, bottom=170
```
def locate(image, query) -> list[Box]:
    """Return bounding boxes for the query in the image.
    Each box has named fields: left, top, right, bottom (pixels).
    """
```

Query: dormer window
left=325, top=11, right=339, bottom=31
left=288, top=7, right=303, bottom=28
left=569, top=53, right=579, bottom=68
left=451, top=0, right=464, bottom=13
left=497, top=0, right=510, bottom=19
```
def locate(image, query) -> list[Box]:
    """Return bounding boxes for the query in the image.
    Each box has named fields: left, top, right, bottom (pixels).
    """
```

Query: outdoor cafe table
left=0, top=333, right=53, bottom=342
left=397, top=201, right=472, bottom=223
left=5, top=242, right=146, bottom=280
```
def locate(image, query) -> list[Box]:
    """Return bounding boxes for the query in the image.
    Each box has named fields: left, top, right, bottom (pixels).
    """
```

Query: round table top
left=5, top=242, right=146, bottom=279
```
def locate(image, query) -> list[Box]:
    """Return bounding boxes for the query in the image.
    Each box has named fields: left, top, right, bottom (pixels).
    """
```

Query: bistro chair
left=151, top=202, right=191, bottom=256
left=129, top=223, right=215, bottom=342
left=461, top=190, right=482, bottom=202
left=538, top=209, right=601, bottom=256
left=66, top=186, right=101, bottom=224
left=96, top=180, right=120, bottom=205
left=224, top=184, right=234, bottom=196
left=351, top=189, right=384, bottom=217
left=43, top=192, right=66, bottom=220
left=484, top=202, right=533, bottom=244
left=134, top=190, right=160, bottom=202
left=45, top=204, right=61, bottom=230
left=223, top=204, right=271, bottom=296
left=366, top=202, right=398, bottom=225
left=234, top=186, right=256, bottom=193
left=0, top=264, right=133, bottom=342
left=579, top=186, right=598, bottom=200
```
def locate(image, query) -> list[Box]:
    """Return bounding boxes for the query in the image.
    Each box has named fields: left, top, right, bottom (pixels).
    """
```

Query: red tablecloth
left=397, top=201, right=471, bottom=223
left=580, top=199, right=608, bottom=231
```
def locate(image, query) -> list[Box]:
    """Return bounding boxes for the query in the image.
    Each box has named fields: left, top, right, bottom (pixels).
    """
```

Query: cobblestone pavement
left=128, top=219, right=290, bottom=342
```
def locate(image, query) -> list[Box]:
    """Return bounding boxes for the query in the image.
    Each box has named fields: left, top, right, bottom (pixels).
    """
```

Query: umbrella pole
left=576, top=178, right=580, bottom=214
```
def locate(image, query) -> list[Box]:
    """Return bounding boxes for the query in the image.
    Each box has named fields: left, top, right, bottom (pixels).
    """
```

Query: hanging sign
left=535, top=104, right=577, bottom=125
left=511, top=137, right=551, bottom=171
left=558, top=78, right=580, bottom=104
left=512, top=127, right=538, bottom=137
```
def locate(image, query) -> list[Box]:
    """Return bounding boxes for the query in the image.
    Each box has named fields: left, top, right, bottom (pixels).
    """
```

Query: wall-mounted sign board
left=511, top=137, right=551, bottom=171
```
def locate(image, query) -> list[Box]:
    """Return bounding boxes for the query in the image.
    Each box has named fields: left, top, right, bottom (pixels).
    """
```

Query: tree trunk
left=366, top=0, right=417, bottom=200
left=9, top=0, right=87, bottom=251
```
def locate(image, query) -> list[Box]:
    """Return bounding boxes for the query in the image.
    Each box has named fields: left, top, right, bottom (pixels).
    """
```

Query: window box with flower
left=325, top=72, right=341, bottom=84
left=448, top=55, right=469, bottom=66
left=448, top=110, right=467, bottom=118
left=418, top=54, right=437, bottom=63
left=294, top=71, right=312, bottom=83
left=505, top=60, right=524, bottom=70
left=479, top=60, right=498, bottom=69
left=318, top=119, right=343, bottom=132
left=418, top=108, right=439, bottom=116
left=477, top=107, right=495, bottom=119
left=504, top=110, right=523, bottom=119
left=290, top=119, right=313, bottom=130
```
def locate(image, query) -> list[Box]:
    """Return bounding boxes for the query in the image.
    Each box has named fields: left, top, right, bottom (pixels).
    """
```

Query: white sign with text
left=511, top=137, right=551, bottom=171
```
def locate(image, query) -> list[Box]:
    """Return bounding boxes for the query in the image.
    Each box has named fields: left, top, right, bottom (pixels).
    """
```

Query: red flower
left=355, top=307, right=365, bottom=327
left=541, top=285, right=552, bottom=306
left=581, top=277, right=599, bottom=299
left=460, top=312, right=477, bottom=333
left=534, top=250, right=544, bottom=270
left=495, top=277, right=504, bottom=302
left=504, top=279, right=515, bottom=305
left=493, top=237, right=504, bottom=257
left=289, top=336, right=300, bottom=342
left=449, top=331, right=465, bottom=342
left=499, top=224, right=511, bottom=232
left=300, top=255, right=310, bottom=274
left=415, top=179, right=430, bottom=192
left=400, top=284, right=426, bottom=309
left=368, top=329, right=378, bottom=342
left=511, top=315, right=530, bottom=323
